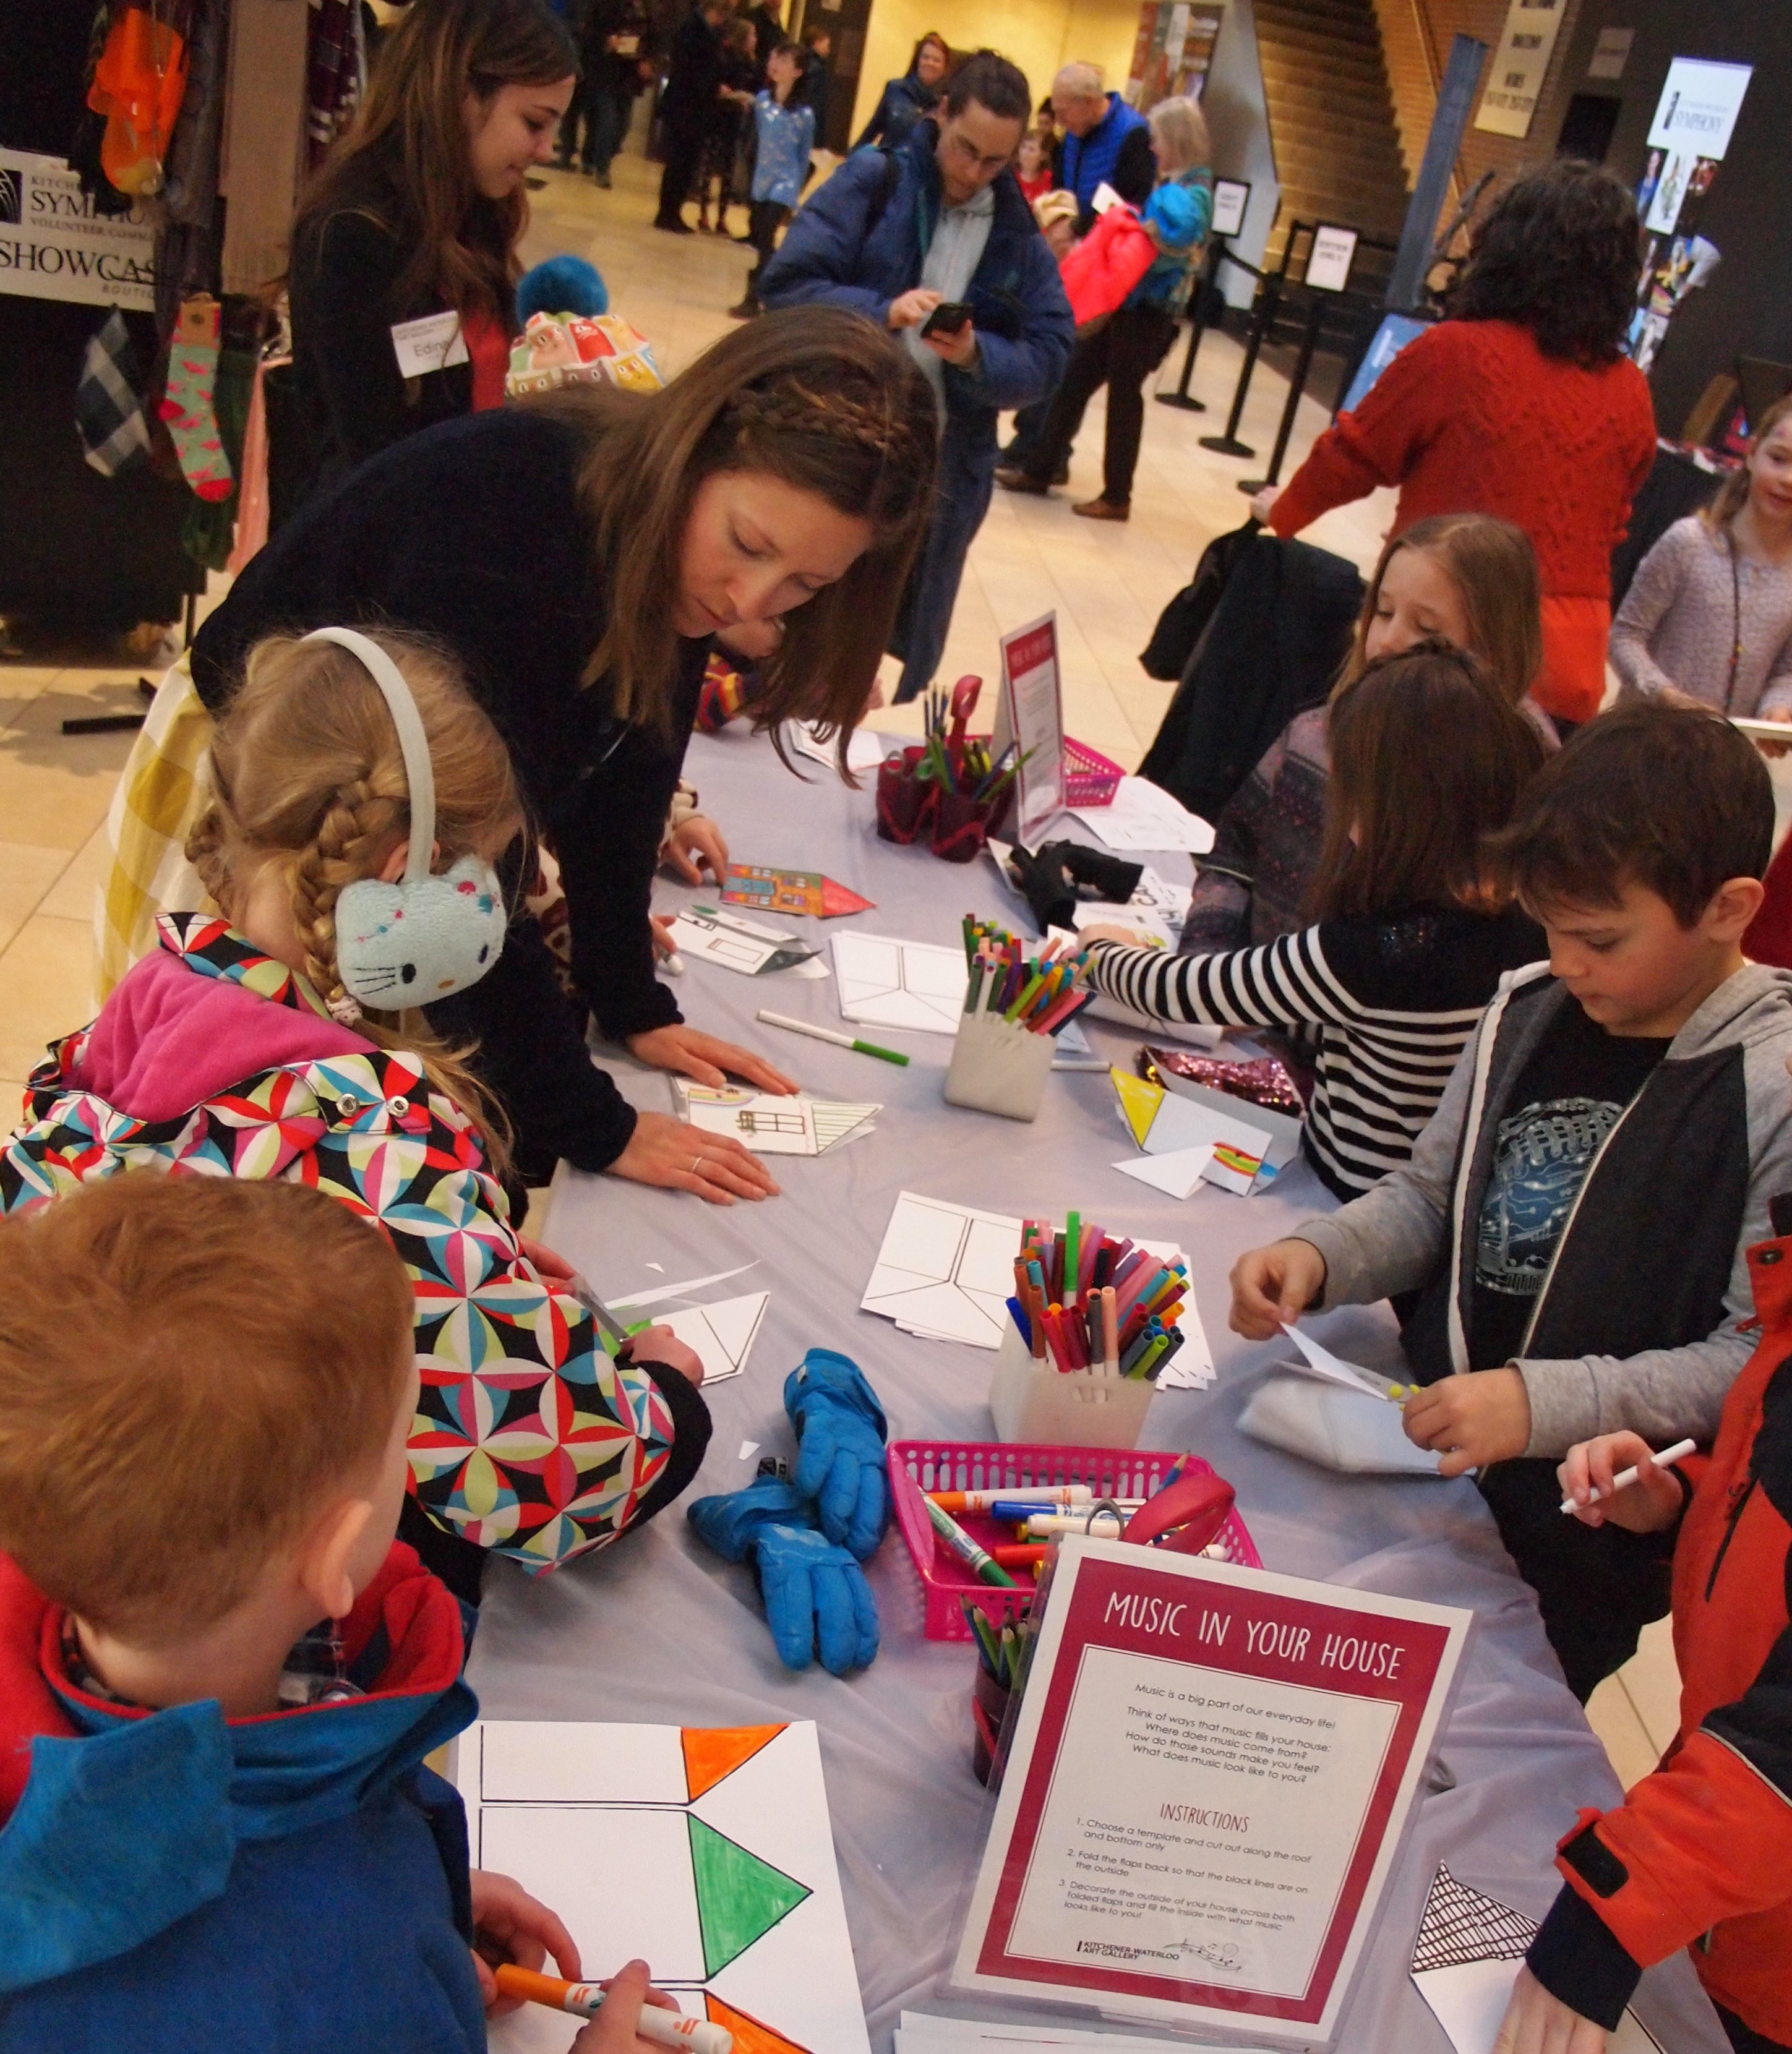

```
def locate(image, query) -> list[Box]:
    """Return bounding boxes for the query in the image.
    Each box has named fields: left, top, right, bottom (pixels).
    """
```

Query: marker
left=931, top=1485, right=1092, bottom=1513
left=662, top=952, right=686, bottom=977
left=1023, top=1512, right=1127, bottom=1538
left=492, top=1967, right=732, bottom=2053
left=756, top=1008, right=910, bottom=1066
left=924, top=1496, right=1018, bottom=1586
left=1559, top=1437, right=1696, bottom=1515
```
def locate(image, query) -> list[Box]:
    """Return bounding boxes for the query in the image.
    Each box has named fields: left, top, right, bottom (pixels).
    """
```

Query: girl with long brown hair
left=1082, top=644, right=1547, bottom=1197
left=189, top=307, right=938, bottom=1207
left=283, top=0, right=576, bottom=515
left=1182, top=512, right=1550, bottom=955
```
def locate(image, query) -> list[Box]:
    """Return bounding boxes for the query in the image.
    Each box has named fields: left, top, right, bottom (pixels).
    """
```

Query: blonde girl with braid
left=6, top=627, right=714, bottom=1605
left=181, top=306, right=940, bottom=1207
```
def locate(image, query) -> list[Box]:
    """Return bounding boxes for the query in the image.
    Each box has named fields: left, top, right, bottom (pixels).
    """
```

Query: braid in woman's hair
left=287, top=778, right=408, bottom=1016
left=727, top=375, right=933, bottom=527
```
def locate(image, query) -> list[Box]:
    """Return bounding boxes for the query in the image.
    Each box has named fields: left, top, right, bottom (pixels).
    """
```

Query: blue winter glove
left=687, top=1476, right=880, bottom=1674
left=784, top=1350, right=890, bottom=1560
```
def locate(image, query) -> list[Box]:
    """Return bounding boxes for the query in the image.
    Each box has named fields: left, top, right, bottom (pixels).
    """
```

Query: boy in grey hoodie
left=1230, top=703, right=1792, bottom=1698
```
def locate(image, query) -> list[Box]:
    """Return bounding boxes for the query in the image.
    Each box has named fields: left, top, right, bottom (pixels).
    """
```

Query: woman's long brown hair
left=1310, top=644, right=1545, bottom=920
left=288, top=0, right=575, bottom=319
left=523, top=307, right=940, bottom=770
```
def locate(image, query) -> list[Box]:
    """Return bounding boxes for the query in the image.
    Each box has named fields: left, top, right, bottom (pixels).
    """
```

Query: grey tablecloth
left=468, top=725, right=1725, bottom=2053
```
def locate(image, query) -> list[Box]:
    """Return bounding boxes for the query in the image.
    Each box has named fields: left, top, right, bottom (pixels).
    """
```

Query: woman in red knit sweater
left=1256, top=161, right=1655, bottom=727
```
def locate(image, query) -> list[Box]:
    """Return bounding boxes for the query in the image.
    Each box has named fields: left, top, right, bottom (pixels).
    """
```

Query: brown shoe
left=995, top=466, right=1050, bottom=495
left=1073, top=497, right=1130, bottom=521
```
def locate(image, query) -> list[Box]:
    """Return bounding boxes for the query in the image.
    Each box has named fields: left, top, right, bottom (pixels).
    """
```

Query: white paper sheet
left=1081, top=776, right=1217, bottom=855
left=607, top=1262, right=757, bottom=1311
left=672, top=1079, right=880, bottom=1156
left=1111, top=1142, right=1216, bottom=1200
left=832, top=931, right=967, bottom=1035
left=786, top=719, right=890, bottom=774
left=1408, top=1868, right=1663, bottom=2054
left=1282, top=1323, right=1405, bottom=1401
left=860, top=1190, right=1022, bottom=1350
left=667, top=904, right=819, bottom=977
left=1070, top=866, right=1193, bottom=948
left=465, top=1720, right=871, bottom=2054
left=651, top=1291, right=768, bottom=1385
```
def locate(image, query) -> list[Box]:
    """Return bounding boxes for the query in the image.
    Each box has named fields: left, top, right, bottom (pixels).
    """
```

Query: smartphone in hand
left=920, top=301, right=972, bottom=338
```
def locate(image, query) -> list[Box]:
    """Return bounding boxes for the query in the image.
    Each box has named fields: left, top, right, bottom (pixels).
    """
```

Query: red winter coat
left=1525, top=1215, right=1792, bottom=2041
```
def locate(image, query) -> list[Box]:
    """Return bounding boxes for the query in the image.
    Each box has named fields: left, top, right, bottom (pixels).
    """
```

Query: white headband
left=300, top=626, right=437, bottom=886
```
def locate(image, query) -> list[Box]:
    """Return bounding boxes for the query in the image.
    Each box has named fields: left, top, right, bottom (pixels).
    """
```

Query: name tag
left=1091, top=181, right=1124, bottom=216
left=615, top=33, right=640, bottom=53
left=390, top=309, right=469, bottom=380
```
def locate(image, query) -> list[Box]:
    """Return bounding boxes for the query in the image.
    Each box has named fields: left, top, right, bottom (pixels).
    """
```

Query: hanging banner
left=0, top=149, right=156, bottom=311
left=1472, top=0, right=1566, bottom=140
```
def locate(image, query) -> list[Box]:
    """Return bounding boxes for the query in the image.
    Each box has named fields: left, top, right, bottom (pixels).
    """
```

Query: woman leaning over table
left=178, top=309, right=939, bottom=1204
left=1253, top=160, right=1656, bottom=730
left=282, top=0, right=576, bottom=520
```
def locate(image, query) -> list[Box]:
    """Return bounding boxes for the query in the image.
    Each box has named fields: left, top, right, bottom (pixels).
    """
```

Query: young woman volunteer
left=188, top=308, right=938, bottom=1205
left=283, top=0, right=576, bottom=516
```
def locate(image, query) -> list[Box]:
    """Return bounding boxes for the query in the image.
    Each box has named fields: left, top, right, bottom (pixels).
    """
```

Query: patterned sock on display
left=157, top=294, right=234, bottom=502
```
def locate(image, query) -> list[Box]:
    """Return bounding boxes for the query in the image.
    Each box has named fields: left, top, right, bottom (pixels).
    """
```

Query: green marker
left=756, top=1009, right=911, bottom=1066
left=925, top=1495, right=1018, bottom=1588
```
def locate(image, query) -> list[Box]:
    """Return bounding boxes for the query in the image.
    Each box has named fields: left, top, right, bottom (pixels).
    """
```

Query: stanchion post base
left=1155, top=393, right=1207, bottom=412
left=1199, top=435, right=1256, bottom=457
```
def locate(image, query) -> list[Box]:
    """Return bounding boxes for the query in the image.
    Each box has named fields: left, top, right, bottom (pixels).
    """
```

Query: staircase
left=1251, top=0, right=1411, bottom=272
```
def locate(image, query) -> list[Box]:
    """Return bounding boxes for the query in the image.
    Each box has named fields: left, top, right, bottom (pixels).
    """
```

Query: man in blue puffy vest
left=1052, top=62, right=1154, bottom=232
left=760, top=50, right=1073, bottom=703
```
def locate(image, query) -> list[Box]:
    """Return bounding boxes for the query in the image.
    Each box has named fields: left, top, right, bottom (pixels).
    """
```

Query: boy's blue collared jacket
left=0, top=1543, right=484, bottom=2052
left=759, top=119, right=1073, bottom=458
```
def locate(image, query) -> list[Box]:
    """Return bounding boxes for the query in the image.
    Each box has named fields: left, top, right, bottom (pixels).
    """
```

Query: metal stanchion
left=1241, top=293, right=1327, bottom=494
left=1199, top=229, right=1298, bottom=460
left=1155, top=238, right=1238, bottom=414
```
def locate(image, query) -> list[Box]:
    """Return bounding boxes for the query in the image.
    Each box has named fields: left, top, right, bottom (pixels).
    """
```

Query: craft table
left=468, top=724, right=1726, bottom=2053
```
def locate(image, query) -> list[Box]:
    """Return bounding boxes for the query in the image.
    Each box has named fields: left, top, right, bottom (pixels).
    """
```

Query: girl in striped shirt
left=1083, top=645, right=1546, bottom=1197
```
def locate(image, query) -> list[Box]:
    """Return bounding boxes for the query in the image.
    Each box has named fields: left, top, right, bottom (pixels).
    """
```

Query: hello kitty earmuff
left=301, top=627, right=509, bottom=1023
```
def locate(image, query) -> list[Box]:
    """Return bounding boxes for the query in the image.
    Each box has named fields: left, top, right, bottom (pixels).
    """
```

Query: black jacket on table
left=191, top=408, right=708, bottom=1178
left=285, top=145, right=510, bottom=517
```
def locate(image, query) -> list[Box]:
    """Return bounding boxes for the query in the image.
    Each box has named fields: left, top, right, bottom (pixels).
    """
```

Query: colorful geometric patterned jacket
left=1, top=915, right=703, bottom=1576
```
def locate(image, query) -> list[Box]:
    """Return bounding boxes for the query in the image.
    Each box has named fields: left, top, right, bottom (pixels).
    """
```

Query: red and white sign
left=953, top=1538, right=1470, bottom=2042
left=993, top=612, right=1065, bottom=844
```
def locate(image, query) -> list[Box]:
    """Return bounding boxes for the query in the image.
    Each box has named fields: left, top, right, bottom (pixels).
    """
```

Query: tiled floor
left=0, top=141, right=1676, bottom=1787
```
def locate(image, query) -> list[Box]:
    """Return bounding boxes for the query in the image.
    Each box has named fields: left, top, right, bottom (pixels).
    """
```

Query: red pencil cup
left=875, top=747, right=935, bottom=845
left=875, top=747, right=1013, bottom=862
left=970, top=1660, right=1013, bottom=1786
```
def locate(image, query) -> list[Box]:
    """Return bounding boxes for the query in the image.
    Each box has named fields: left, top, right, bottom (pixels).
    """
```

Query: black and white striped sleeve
left=1086, top=927, right=1362, bottom=1032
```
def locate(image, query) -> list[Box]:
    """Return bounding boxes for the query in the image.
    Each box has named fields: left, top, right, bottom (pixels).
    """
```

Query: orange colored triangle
left=681, top=1723, right=787, bottom=1801
left=705, top=1992, right=812, bottom=2054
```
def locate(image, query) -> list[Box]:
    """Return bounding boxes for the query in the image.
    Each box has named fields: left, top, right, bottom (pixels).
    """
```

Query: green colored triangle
left=687, top=1813, right=810, bottom=1977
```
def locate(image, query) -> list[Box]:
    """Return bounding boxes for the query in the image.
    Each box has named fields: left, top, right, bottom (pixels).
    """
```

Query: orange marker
left=492, top=1967, right=733, bottom=2053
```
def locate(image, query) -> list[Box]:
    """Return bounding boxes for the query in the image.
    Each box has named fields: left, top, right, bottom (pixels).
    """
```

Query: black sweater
left=286, top=149, right=512, bottom=515
left=192, top=408, right=710, bottom=1176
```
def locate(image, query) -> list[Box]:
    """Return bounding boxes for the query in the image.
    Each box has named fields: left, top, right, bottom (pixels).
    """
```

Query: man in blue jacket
left=1051, top=61, right=1154, bottom=233
left=760, top=49, right=1073, bottom=704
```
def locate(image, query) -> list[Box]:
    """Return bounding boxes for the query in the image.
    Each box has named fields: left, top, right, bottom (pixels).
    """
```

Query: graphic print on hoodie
left=1473, top=1004, right=1673, bottom=1367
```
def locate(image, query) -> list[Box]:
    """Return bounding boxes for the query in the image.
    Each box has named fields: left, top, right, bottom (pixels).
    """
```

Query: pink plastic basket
left=888, top=1437, right=1261, bottom=1641
left=1063, top=737, right=1125, bottom=810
